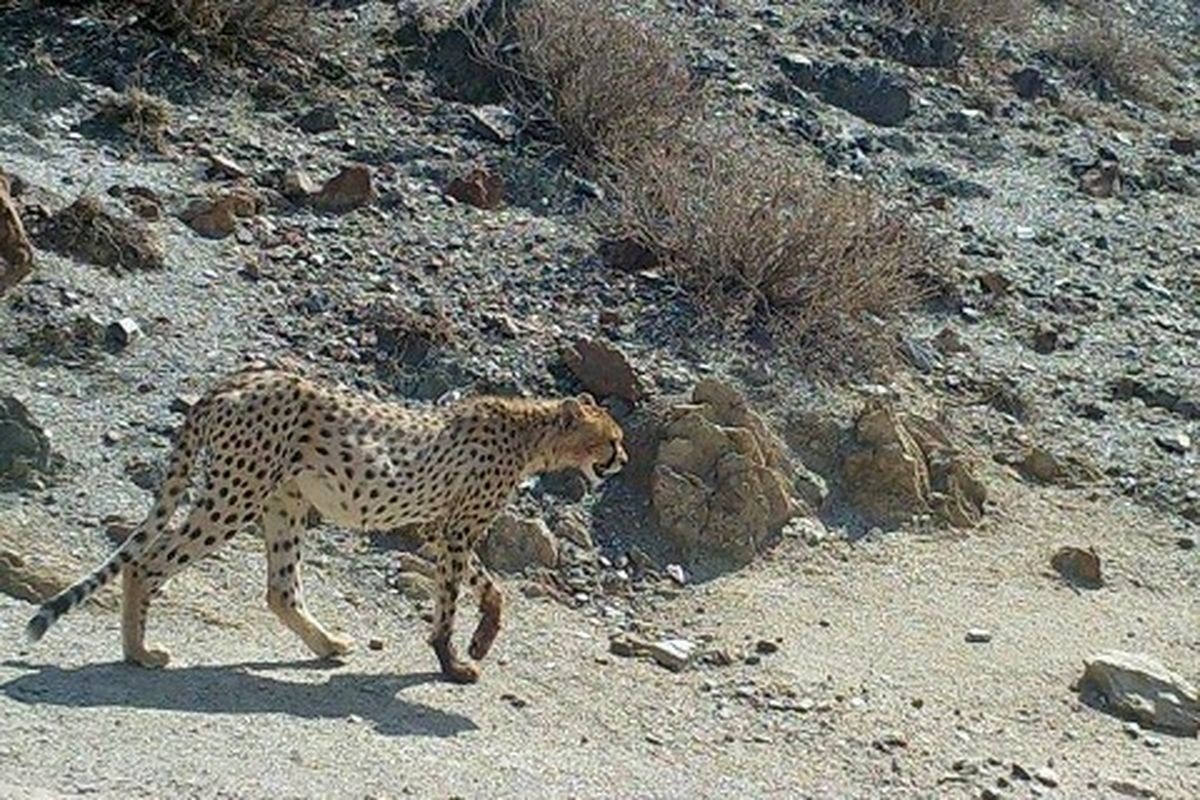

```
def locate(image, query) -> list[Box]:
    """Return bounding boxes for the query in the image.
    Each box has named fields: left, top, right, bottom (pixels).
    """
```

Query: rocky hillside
left=0, top=1, right=1197, bottom=798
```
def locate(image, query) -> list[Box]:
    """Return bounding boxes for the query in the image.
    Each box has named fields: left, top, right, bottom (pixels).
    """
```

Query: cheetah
left=25, top=367, right=627, bottom=683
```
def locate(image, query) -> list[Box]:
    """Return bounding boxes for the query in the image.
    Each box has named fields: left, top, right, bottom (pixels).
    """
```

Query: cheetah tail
left=25, top=400, right=209, bottom=644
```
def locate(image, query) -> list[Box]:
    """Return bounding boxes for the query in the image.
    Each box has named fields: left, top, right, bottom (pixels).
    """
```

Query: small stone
left=965, top=628, right=992, bottom=643
left=1176, top=536, right=1196, bottom=551
left=105, top=317, right=141, bottom=350
left=481, top=512, right=558, bottom=573
left=313, top=164, right=376, bottom=213
left=1078, top=650, right=1199, bottom=735
left=754, top=639, right=779, bottom=655
left=169, top=394, right=202, bottom=414
left=207, top=153, right=248, bottom=179
left=1033, top=768, right=1059, bottom=788
left=1168, top=135, right=1197, bottom=156
left=647, top=638, right=696, bottom=672
left=1051, top=545, right=1103, bottom=589
left=282, top=168, right=318, bottom=201
left=666, top=564, right=687, bottom=585
left=468, top=105, right=519, bottom=143
left=1154, top=432, right=1191, bottom=454
left=562, top=337, right=644, bottom=404
left=367, top=637, right=384, bottom=651
left=445, top=168, right=505, bottom=210
left=296, top=105, right=340, bottom=134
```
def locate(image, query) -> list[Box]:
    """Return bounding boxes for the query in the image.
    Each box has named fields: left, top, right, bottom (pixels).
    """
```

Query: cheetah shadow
left=0, top=659, right=476, bottom=738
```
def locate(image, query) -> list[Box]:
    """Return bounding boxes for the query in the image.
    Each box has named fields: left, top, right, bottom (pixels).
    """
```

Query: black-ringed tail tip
left=25, top=594, right=71, bottom=643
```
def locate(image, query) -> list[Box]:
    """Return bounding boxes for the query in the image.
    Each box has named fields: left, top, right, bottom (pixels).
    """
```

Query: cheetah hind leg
left=264, top=484, right=353, bottom=659
left=121, top=567, right=171, bottom=668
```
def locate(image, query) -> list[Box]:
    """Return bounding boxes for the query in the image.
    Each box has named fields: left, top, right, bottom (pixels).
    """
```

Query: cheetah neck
left=461, top=397, right=570, bottom=476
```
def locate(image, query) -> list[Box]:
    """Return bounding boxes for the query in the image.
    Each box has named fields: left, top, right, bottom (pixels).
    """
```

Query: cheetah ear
left=577, top=392, right=596, bottom=407
left=559, top=397, right=585, bottom=429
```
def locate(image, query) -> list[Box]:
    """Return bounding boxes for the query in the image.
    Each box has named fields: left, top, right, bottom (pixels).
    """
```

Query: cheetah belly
left=293, top=472, right=365, bottom=528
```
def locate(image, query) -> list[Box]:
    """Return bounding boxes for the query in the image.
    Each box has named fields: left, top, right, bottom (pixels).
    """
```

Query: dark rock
left=1010, top=67, right=1059, bottom=101
left=1051, top=546, right=1103, bottom=589
left=782, top=59, right=913, bottom=127
left=296, top=105, right=341, bottom=134
left=881, top=27, right=962, bottom=68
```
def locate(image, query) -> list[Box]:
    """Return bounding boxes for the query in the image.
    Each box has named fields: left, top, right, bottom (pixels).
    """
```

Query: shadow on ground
left=0, top=658, right=475, bottom=738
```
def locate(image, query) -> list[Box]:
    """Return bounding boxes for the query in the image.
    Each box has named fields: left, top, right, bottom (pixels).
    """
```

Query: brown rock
left=0, top=171, right=35, bottom=294
left=1005, top=446, right=1104, bottom=487
left=1080, top=162, right=1120, bottom=198
left=562, top=337, right=644, bottom=404
left=445, top=167, right=504, bottom=210
left=313, top=164, right=376, bottom=213
left=180, top=188, right=262, bottom=239
left=1051, top=545, right=1103, bottom=588
left=1168, top=135, right=1196, bottom=156
left=39, top=195, right=163, bottom=272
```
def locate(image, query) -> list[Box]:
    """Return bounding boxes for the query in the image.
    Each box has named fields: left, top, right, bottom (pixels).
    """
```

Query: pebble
left=1033, top=767, right=1059, bottom=787
left=965, top=628, right=993, bottom=643
left=367, top=637, right=384, bottom=651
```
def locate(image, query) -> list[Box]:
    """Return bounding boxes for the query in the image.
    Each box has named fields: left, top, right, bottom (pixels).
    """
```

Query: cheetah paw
left=126, top=645, right=171, bottom=668
left=442, top=660, right=481, bottom=684
left=313, top=634, right=354, bottom=659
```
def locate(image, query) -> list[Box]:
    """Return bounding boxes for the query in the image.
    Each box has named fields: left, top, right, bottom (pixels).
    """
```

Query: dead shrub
left=96, top=88, right=172, bottom=150
left=1052, top=14, right=1166, bottom=101
left=604, top=126, right=927, bottom=370
left=137, top=0, right=308, bottom=55
left=495, top=0, right=700, bottom=158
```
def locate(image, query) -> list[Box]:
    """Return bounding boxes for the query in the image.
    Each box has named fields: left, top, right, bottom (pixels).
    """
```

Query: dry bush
left=504, top=0, right=699, bottom=158
left=97, top=88, right=171, bottom=149
left=1052, top=14, right=1165, bottom=101
left=605, top=127, right=927, bottom=369
left=138, top=0, right=308, bottom=55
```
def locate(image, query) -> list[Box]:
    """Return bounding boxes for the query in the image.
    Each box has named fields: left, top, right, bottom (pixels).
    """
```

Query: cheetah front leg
left=466, top=552, right=503, bottom=662
left=428, top=522, right=486, bottom=683
left=263, top=481, right=353, bottom=659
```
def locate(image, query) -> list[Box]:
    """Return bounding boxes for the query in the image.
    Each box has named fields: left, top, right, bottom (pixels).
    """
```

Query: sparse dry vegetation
left=1053, top=13, right=1166, bottom=101
left=503, top=0, right=925, bottom=368
left=97, top=88, right=171, bottom=149
left=889, top=0, right=1030, bottom=36
left=137, top=0, right=308, bottom=55
left=606, top=127, right=925, bottom=368
left=507, top=0, right=699, bottom=159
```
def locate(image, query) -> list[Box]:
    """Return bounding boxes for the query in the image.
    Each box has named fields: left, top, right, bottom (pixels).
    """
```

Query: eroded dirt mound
left=0, top=171, right=34, bottom=294
left=842, top=397, right=987, bottom=529
left=650, top=379, right=820, bottom=569
left=37, top=195, right=163, bottom=273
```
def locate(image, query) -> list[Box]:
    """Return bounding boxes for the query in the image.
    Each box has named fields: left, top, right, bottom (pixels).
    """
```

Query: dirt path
left=2, top=478, right=1196, bottom=799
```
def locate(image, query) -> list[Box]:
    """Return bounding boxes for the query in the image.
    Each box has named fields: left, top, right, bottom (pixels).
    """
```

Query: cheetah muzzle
left=24, top=367, right=627, bottom=685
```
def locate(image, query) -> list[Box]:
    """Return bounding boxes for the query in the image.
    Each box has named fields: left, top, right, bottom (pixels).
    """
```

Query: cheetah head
left=551, top=394, right=627, bottom=489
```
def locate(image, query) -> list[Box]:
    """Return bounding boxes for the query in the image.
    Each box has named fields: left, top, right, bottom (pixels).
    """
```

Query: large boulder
left=1077, top=651, right=1199, bottom=736
left=651, top=380, right=818, bottom=568
left=842, top=398, right=986, bottom=528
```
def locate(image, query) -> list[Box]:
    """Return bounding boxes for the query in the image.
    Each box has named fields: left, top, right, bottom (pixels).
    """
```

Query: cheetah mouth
left=584, top=444, right=622, bottom=488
